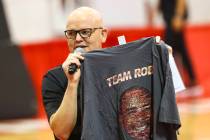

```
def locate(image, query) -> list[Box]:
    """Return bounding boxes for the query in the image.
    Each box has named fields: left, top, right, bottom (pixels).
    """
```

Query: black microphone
left=68, top=47, right=85, bottom=74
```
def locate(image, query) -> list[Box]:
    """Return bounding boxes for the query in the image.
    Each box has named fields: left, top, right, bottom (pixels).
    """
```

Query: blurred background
left=0, top=0, right=210, bottom=139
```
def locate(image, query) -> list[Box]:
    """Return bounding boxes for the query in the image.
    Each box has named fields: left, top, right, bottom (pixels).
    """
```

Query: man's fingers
left=66, top=53, right=84, bottom=61
left=70, top=57, right=81, bottom=67
left=72, top=53, right=85, bottom=60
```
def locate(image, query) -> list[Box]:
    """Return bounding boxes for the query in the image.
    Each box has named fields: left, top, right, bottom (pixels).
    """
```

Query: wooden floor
left=177, top=99, right=210, bottom=140
left=0, top=119, right=54, bottom=140
left=1, top=92, right=210, bottom=140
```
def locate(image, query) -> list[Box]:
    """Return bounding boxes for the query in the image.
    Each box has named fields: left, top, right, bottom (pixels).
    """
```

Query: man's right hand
left=62, top=52, right=84, bottom=83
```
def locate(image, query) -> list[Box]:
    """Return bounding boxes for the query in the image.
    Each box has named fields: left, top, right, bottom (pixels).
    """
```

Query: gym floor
left=0, top=87, right=210, bottom=140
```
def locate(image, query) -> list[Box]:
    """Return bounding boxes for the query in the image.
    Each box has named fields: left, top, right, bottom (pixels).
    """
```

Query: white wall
left=187, top=0, right=210, bottom=25
left=93, top=0, right=148, bottom=27
left=3, top=0, right=53, bottom=43
left=3, top=0, right=210, bottom=43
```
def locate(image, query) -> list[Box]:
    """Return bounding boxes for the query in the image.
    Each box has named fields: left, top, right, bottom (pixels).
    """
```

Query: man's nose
left=75, top=33, right=83, bottom=41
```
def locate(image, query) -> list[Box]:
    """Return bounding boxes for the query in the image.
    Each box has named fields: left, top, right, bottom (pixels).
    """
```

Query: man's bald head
left=66, top=7, right=104, bottom=29
left=65, top=7, right=107, bottom=52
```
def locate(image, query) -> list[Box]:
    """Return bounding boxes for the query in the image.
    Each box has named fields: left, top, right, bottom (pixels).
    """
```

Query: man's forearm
left=50, top=82, right=78, bottom=140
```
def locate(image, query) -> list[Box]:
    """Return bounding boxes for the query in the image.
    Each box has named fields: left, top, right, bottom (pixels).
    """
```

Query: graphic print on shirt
left=119, top=87, right=151, bottom=140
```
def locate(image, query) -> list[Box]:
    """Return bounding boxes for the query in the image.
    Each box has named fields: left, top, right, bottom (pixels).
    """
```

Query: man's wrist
left=68, top=81, right=79, bottom=88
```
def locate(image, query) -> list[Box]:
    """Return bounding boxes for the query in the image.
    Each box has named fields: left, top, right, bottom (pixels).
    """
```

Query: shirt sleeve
left=42, top=69, right=66, bottom=121
left=158, top=43, right=181, bottom=130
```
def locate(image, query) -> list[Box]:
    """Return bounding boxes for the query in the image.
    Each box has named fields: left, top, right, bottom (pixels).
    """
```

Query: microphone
left=68, top=47, right=85, bottom=74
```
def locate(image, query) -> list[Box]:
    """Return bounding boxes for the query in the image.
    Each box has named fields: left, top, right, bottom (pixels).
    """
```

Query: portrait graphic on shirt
left=119, top=87, right=151, bottom=140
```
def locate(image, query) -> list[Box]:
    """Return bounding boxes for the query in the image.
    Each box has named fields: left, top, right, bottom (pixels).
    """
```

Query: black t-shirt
left=42, top=66, right=81, bottom=140
left=80, top=37, right=154, bottom=140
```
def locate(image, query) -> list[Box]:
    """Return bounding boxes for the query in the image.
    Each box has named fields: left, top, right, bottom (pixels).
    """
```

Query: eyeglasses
left=64, top=27, right=103, bottom=40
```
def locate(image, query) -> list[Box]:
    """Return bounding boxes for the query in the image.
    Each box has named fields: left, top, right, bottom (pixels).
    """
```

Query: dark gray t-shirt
left=80, top=37, right=154, bottom=140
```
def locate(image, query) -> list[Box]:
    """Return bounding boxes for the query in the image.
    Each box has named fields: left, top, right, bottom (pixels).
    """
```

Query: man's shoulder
left=44, top=65, right=67, bottom=82
left=47, top=65, right=63, bottom=75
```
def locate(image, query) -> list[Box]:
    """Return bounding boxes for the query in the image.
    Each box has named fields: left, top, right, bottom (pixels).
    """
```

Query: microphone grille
left=74, top=47, right=86, bottom=53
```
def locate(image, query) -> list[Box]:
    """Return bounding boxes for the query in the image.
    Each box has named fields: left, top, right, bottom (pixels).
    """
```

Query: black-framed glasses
left=64, top=27, right=103, bottom=39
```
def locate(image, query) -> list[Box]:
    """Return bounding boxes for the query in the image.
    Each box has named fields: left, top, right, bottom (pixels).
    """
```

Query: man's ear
left=101, top=28, right=108, bottom=43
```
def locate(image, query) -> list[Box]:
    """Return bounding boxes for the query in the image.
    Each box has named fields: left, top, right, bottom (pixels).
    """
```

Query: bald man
left=42, top=7, right=108, bottom=140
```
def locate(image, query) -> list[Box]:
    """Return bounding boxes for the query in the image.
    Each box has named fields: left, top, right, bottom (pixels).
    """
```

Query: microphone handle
left=68, top=47, right=85, bottom=74
left=68, top=63, right=78, bottom=74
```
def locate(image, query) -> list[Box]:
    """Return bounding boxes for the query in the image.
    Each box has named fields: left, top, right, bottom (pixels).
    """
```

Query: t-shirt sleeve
left=158, top=43, right=181, bottom=129
left=42, top=70, right=66, bottom=121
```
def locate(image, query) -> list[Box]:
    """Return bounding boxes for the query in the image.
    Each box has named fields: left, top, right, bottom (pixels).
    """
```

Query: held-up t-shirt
left=80, top=37, right=155, bottom=140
